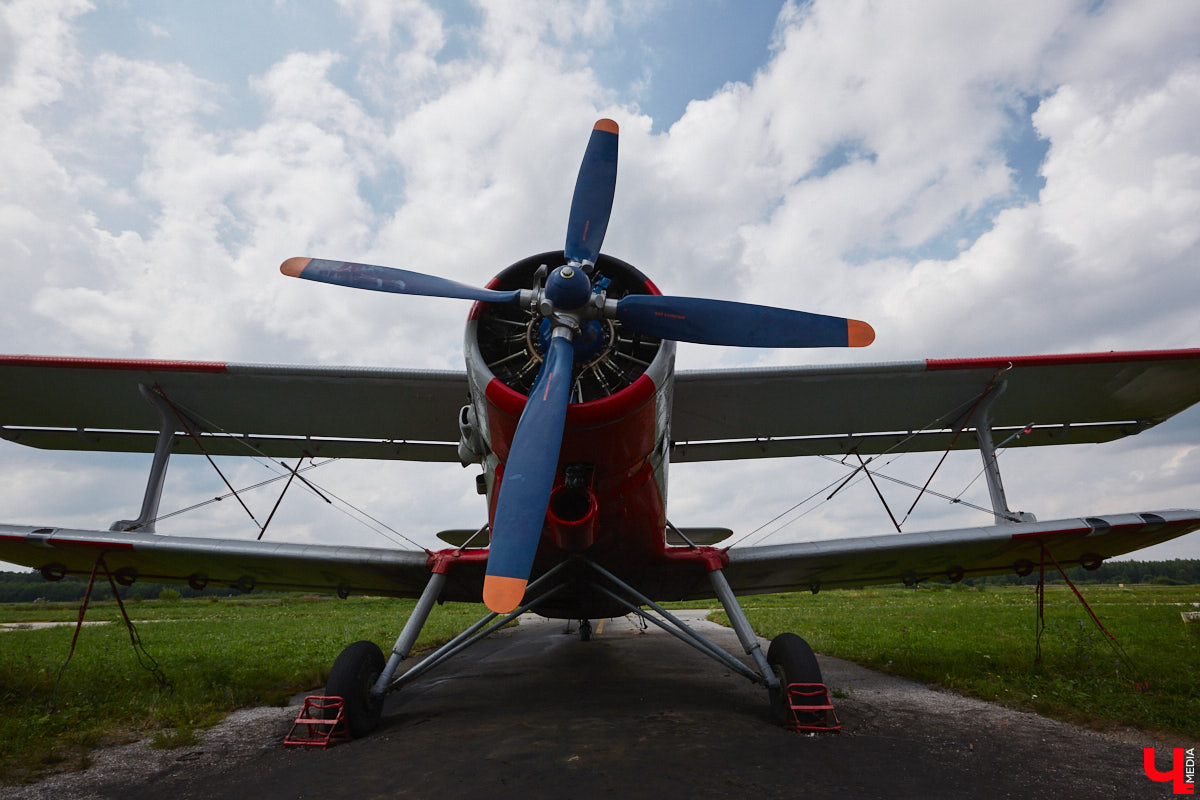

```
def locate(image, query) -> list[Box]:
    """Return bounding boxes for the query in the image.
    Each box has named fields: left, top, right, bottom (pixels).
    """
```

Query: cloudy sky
left=2, top=0, right=1199, bottom=569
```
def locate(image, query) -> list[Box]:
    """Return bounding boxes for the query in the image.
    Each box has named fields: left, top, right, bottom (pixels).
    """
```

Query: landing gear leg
left=706, top=567, right=780, bottom=697
left=325, top=570, right=449, bottom=738
left=706, top=566, right=833, bottom=728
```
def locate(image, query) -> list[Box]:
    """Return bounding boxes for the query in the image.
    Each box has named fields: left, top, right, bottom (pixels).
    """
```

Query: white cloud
left=1, top=0, right=1198, bottom=566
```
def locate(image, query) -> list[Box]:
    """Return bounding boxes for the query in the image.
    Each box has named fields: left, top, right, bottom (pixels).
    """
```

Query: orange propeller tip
left=594, top=118, right=619, bottom=134
left=848, top=319, right=875, bottom=347
left=280, top=257, right=311, bottom=277
left=483, top=575, right=528, bottom=614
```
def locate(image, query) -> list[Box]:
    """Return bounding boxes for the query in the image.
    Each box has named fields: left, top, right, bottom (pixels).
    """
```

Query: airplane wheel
left=766, top=633, right=823, bottom=726
left=579, top=619, right=592, bottom=641
left=326, top=640, right=385, bottom=738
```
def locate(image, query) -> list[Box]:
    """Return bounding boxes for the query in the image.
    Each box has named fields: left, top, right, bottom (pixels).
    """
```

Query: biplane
left=2, top=120, right=1199, bottom=735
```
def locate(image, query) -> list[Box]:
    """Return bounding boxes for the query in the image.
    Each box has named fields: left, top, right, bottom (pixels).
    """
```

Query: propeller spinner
left=281, top=118, right=874, bottom=613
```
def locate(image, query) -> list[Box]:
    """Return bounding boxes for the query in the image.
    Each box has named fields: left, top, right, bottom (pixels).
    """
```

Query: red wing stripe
left=1010, top=526, right=1092, bottom=540
left=927, top=348, right=1200, bottom=371
left=49, top=538, right=136, bottom=549
left=0, top=355, right=228, bottom=372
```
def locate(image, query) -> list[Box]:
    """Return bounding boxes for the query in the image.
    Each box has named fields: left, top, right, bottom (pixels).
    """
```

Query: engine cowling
left=468, top=251, right=664, bottom=402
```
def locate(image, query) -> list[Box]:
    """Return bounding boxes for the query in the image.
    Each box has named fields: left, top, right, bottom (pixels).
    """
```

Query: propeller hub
left=537, top=317, right=608, bottom=363
left=543, top=264, right=593, bottom=311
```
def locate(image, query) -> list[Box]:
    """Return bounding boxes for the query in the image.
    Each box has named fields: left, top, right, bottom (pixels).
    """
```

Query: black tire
left=766, top=633, right=823, bottom=726
left=579, top=619, right=592, bottom=642
left=325, top=640, right=385, bottom=738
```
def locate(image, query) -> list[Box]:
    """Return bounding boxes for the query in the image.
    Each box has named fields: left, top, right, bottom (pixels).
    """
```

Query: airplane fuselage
left=460, top=252, right=682, bottom=617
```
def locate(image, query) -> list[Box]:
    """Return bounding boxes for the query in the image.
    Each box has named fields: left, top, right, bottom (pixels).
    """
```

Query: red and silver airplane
left=2, top=120, right=1199, bottom=735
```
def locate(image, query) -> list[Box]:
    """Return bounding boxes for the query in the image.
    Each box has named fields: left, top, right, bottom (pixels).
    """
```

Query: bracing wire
left=727, top=380, right=1025, bottom=548
left=141, top=389, right=430, bottom=551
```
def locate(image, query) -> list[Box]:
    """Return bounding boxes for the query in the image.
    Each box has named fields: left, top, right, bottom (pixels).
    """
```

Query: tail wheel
left=326, top=640, right=385, bottom=738
left=766, top=632, right=823, bottom=726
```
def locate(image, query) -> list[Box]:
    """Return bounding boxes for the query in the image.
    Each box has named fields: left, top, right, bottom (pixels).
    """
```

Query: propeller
left=614, top=295, right=874, bottom=348
left=280, top=257, right=524, bottom=306
left=564, top=119, right=619, bottom=268
left=481, top=332, right=574, bottom=612
left=281, top=118, right=875, bottom=613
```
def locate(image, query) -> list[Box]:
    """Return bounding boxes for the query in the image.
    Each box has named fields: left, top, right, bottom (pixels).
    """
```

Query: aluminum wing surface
left=637, top=510, right=1200, bottom=601
left=670, top=349, right=1200, bottom=462
left=0, top=524, right=439, bottom=599
left=0, top=355, right=468, bottom=461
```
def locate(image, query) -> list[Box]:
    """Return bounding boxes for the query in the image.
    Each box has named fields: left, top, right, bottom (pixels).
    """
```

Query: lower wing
left=4, top=509, right=1196, bottom=602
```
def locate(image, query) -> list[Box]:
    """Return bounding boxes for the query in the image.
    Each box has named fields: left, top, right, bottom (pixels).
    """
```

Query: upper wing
left=0, top=355, right=468, bottom=461
left=670, top=349, right=1200, bottom=461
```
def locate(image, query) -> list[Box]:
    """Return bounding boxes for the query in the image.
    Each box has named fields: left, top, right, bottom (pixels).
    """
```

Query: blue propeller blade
left=564, top=119, right=619, bottom=267
left=483, top=334, right=575, bottom=613
left=615, top=295, right=875, bottom=348
left=281, top=257, right=523, bottom=305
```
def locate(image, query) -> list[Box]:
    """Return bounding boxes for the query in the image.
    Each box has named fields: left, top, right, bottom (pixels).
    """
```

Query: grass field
left=0, top=595, right=469, bottom=783
left=715, top=584, right=1200, bottom=738
left=1, top=584, right=1197, bottom=784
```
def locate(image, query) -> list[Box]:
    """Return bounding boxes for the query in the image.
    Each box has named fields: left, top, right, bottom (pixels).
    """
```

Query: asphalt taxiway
left=15, top=610, right=1193, bottom=800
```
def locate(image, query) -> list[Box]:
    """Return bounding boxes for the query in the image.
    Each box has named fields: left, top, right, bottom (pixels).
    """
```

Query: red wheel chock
left=283, top=696, right=350, bottom=748
left=784, top=683, right=841, bottom=733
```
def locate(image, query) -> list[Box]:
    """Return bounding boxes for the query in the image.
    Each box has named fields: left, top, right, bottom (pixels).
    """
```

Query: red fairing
left=546, top=485, right=599, bottom=551
left=483, top=373, right=666, bottom=561
left=484, top=374, right=657, bottom=463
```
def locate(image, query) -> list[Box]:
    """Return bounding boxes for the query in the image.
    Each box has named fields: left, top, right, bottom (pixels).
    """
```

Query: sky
left=2, top=0, right=1199, bottom=571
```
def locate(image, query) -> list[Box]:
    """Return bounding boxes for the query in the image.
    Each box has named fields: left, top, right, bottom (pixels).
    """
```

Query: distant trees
left=964, top=559, right=1200, bottom=587
left=0, top=570, right=240, bottom=603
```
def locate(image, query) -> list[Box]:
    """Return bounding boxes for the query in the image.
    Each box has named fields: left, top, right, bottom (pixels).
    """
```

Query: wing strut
left=110, top=385, right=176, bottom=533
left=902, top=364, right=1015, bottom=524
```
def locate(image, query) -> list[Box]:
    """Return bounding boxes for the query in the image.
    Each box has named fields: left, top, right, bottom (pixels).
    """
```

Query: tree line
left=966, top=558, right=1200, bottom=587
left=0, top=569, right=241, bottom=603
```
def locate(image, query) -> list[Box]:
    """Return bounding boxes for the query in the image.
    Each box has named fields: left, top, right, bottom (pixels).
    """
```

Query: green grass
left=0, top=595, right=480, bottom=784
left=1, top=585, right=1197, bottom=785
left=711, top=584, right=1200, bottom=739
